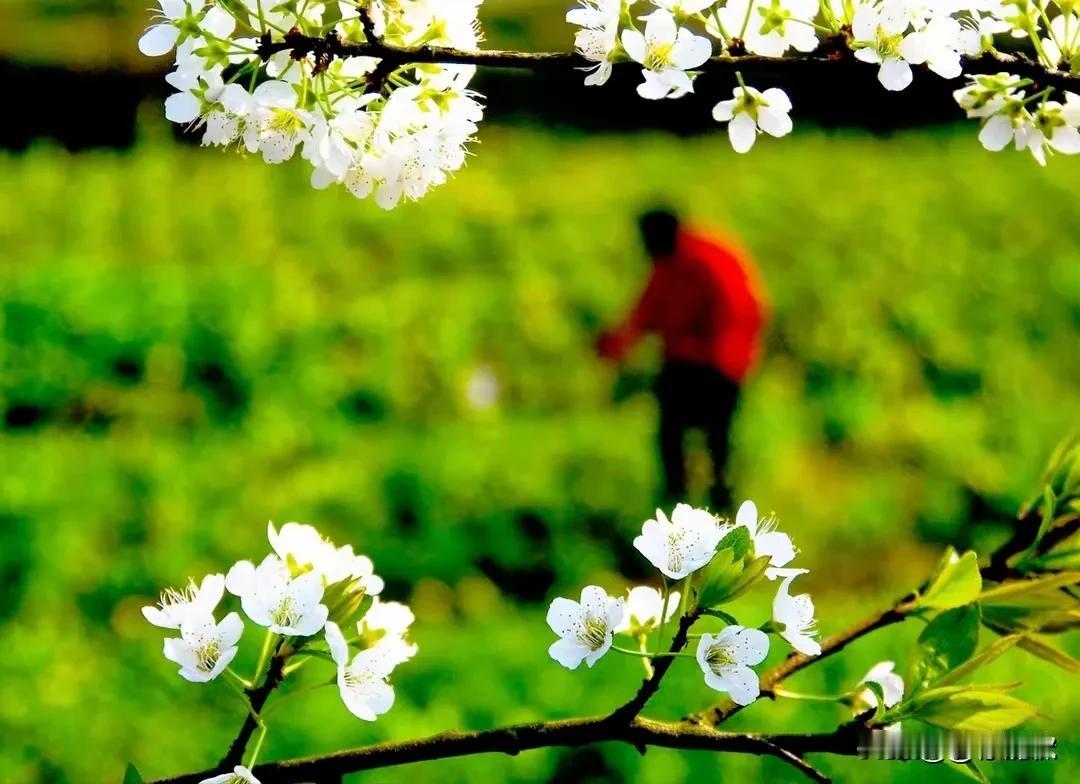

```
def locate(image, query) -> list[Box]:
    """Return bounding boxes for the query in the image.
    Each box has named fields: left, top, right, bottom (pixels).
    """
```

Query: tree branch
left=689, top=503, right=1068, bottom=727
left=152, top=481, right=1067, bottom=782
left=612, top=609, right=701, bottom=721
left=687, top=602, right=911, bottom=727
left=219, top=640, right=288, bottom=769
left=150, top=715, right=861, bottom=784
left=255, top=31, right=1080, bottom=93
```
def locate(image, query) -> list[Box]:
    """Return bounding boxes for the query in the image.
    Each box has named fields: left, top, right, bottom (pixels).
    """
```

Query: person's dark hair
left=638, top=208, right=680, bottom=258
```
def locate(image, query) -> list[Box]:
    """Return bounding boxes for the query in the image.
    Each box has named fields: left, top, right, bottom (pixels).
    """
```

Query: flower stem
left=739, top=0, right=754, bottom=39
left=655, top=578, right=671, bottom=656
left=254, top=629, right=277, bottom=684
left=636, top=635, right=654, bottom=678
left=677, top=575, right=692, bottom=618
left=612, top=645, right=695, bottom=660
left=224, top=672, right=264, bottom=726
left=262, top=679, right=337, bottom=716
left=773, top=687, right=850, bottom=703
left=246, top=722, right=269, bottom=768
left=225, top=667, right=254, bottom=690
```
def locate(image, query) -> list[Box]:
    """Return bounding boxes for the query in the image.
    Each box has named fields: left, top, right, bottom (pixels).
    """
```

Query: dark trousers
left=656, top=362, right=740, bottom=513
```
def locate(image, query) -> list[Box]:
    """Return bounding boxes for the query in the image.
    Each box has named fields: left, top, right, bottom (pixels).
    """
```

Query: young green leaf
left=717, top=525, right=752, bottom=561
left=703, top=608, right=739, bottom=625
left=697, top=551, right=769, bottom=608
left=1010, top=632, right=1080, bottom=674
left=123, top=764, right=145, bottom=784
left=931, top=634, right=1023, bottom=688
left=977, top=571, right=1080, bottom=604
left=860, top=680, right=887, bottom=724
left=910, top=689, right=1037, bottom=731
left=918, top=550, right=982, bottom=610
left=911, top=604, right=980, bottom=688
left=947, top=759, right=990, bottom=784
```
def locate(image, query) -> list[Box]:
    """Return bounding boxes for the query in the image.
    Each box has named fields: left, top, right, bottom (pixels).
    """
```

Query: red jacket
left=602, top=230, right=767, bottom=383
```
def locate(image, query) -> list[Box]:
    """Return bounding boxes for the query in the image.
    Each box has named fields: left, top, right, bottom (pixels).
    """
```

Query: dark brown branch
left=687, top=602, right=911, bottom=727
left=255, top=31, right=1080, bottom=93
left=150, top=715, right=861, bottom=784
left=219, top=640, right=288, bottom=769
left=985, top=510, right=1080, bottom=581
left=154, top=465, right=1068, bottom=782
left=613, top=608, right=701, bottom=721
left=691, top=499, right=1069, bottom=727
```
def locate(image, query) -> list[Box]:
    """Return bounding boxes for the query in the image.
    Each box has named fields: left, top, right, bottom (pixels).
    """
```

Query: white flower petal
left=139, top=24, right=179, bottom=57
left=729, top=113, right=758, bottom=153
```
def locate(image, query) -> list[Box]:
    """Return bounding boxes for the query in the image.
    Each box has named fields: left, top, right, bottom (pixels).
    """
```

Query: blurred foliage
left=1, top=123, right=1079, bottom=783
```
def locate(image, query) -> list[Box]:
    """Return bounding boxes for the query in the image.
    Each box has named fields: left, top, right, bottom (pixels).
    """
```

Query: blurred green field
left=2, top=123, right=1080, bottom=783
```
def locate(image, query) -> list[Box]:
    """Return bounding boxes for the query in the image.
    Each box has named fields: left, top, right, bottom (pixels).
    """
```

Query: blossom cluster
left=144, top=522, right=416, bottom=782
left=140, top=2, right=1080, bottom=207
left=140, top=1, right=484, bottom=208
left=568, top=0, right=1080, bottom=162
left=546, top=500, right=822, bottom=706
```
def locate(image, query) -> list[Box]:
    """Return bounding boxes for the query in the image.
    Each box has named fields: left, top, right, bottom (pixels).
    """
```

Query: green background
left=2, top=2, right=1080, bottom=783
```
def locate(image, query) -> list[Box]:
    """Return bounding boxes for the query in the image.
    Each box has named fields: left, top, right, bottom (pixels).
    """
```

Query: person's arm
left=597, top=265, right=663, bottom=362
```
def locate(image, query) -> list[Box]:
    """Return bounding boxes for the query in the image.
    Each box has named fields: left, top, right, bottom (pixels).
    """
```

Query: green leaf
left=703, top=608, right=739, bottom=625
left=919, top=550, right=982, bottom=610
left=912, top=605, right=980, bottom=688
left=725, top=554, right=771, bottom=596
left=912, top=689, right=1037, bottom=731
left=1012, top=632, right=1080, bottom=674
left=697, top=551, right=769, bottom=608
left=977, top=571, right=1080, bottom=604
left=717, top=525, right=752, bottom=561
left=696, top=547, right=738, bottom=608
left=931, top=634, right=1023, bottom=688
left=861, top=680, right=887, bottom=724
left=947, top=759, right=990, bottom=784
left=123, top=764, right=145, bottom=784
left=1027, top=548, right=1080, bottom=570
left=1031, top=486, right=1057, bottom=551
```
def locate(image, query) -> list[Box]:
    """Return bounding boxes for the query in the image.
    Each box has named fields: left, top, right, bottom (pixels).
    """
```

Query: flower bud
left=323, top=576, right=373, bottom=629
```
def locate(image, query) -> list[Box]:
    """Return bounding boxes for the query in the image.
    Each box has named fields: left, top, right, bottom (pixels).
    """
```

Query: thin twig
left=219, top=640, right=288, bottom=769
left=613, top=609, right=701, bottom=721
left=687, top=602, right=911, bottom=727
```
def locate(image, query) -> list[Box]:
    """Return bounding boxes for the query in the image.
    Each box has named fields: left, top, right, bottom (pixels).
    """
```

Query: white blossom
left=621, top=10, right=712, bottom=99
left=614, top=586, right=681, bottom=636
left=735, top=500, right=796, bottom=569
left=953, top=72, right=1024, bottom=118
left=634, top=503, right=726, bottom=580
left=324, top=621, right=396, bottom=721
left=711, top=85, right=794, bottom=153
left=357, top=599, right=419, bottom=669
left=1020, top=99, right=1080, bottom=164
left=198, top=766, right=260, bottom=784
left=225, top=555, right=330, bottom=636
left=139, top=0, right=205, bottom=57
left=714, top=0, right=820, bottom=57
left=768, top=567, right=821, bottom=655
left=567, top=0, right=622, bottom=86
left=851, top=2, right=916, bottom=91
left=547, top=586, right=625, bottom=669
left=855, top=660, right=905, bottom=709
left=163, top=611, right=243, bottom=683
left=695, top=626, right=770, bottom=705
left=898, top=13, right=964, bottom=80
left=266, top=521, right=384, bottom=594
left=143, top=572, right=225, bottom=629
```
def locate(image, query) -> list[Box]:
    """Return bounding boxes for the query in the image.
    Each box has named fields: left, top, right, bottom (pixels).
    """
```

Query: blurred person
left=597, top=208, right=767, bottom=512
